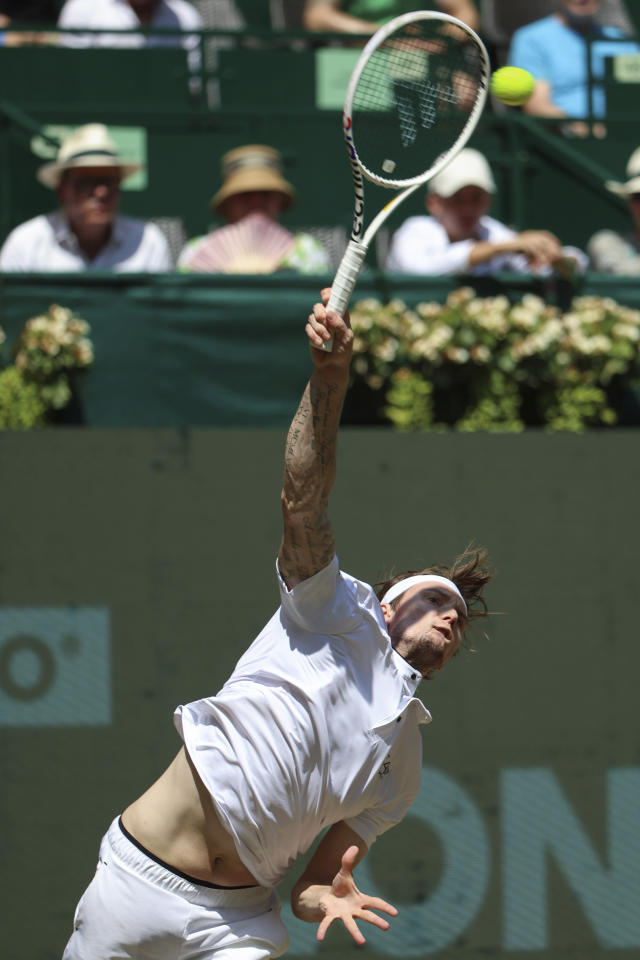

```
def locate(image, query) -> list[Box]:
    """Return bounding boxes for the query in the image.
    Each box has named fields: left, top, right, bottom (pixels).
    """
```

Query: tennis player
left=62, top=289, right=492, bottom=959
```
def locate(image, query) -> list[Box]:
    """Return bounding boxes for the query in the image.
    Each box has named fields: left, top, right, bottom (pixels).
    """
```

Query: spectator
left=0, top=1, right=59, bottom=21
left=303, top=0, right=479, bottom=34
left=0, top=123, right=172, bottom=272
left=386, top=148, right=586, bottom=276
left=57, top=0, right=203, bottom=74
left=0, top=3, right=58, bottom=43
left=588, top=146, right=640, bottom=273
left=178, top=144, right=331, bottom=275
left=508, top=0, right=639, bottom=136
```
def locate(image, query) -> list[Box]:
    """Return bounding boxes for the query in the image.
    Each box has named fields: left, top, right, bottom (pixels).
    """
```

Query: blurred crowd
left=0, top=0, right=639, bottom=277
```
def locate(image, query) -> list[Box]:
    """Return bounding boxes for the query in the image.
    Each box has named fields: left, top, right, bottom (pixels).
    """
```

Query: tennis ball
left=490, top=66, right=535, bottom=106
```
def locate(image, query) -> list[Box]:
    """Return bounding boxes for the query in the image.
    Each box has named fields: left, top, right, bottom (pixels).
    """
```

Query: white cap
left=428, top=148, right=496, bottom=198
left=606, top=146, right=640, bottom=196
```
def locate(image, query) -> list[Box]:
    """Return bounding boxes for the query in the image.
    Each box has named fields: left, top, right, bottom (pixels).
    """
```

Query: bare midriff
left=121, top=746, right=260, bottom=887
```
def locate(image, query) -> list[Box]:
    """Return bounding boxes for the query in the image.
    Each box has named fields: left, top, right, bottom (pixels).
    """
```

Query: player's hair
left=375, top=544, right=493, bottom=623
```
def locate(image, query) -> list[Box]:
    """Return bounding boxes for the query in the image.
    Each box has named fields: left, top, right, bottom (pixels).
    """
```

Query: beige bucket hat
left=37, top=123, right=142, bottom=189
left=211, top=144, right=296, bottom=214
left=606, top=146, right=640, bottom=196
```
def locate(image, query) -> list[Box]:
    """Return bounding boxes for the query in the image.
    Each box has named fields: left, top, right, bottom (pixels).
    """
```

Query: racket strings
left=352, top=23, right=486, bottom=182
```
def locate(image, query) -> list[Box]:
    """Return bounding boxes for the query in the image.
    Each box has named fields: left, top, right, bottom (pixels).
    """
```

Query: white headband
left=381, top=575, right=467, bottom=613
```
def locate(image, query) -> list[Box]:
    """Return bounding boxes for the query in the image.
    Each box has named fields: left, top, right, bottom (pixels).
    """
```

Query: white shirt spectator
left=0, top=210, right=172, bottom=272
left=58, top=0, right=203, bottom=73
left=387, top=214, right=529, bottom=275
left=387, top=215, right=588, bottom=276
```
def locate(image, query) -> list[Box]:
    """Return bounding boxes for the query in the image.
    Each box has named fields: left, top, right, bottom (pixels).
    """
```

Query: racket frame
left=323, top=10, right=490, bottom=347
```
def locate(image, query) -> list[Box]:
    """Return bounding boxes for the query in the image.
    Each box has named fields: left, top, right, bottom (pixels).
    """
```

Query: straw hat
left=211, top=145, right=296, bottom=214
left=37, top=123, right=142, bottom=189
left=428, top=148, right=496, bottom=197
left=606, top=146, right=640, bottom=196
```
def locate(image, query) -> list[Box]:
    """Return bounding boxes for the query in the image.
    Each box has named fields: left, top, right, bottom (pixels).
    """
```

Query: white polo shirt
left=57, top=0, right=203, bottom=73
left=175, top=555, right=431, bottom=889
left=0, top=211, right=172, bottom=272
left=386, top=214, right=528, bottom=275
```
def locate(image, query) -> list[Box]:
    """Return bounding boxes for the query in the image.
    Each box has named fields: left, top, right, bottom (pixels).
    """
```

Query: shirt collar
left=50, top=210, right=124, bottom=255
left=390, top=645, right=423, bottom=693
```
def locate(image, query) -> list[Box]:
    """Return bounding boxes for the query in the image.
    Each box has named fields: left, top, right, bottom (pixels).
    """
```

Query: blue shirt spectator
left=508, top=0, right=638, bottom=125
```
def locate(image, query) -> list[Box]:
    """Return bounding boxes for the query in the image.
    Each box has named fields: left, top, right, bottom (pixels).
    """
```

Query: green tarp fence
left=3, top=272, right=640, bottom=428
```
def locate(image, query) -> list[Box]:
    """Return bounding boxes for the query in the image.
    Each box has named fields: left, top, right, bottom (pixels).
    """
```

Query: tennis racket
left=321, top=10, right=490, bottom=351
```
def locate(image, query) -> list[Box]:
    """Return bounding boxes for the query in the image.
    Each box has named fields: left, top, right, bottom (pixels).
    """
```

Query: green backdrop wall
left=1, top=427, right=639, bottom=959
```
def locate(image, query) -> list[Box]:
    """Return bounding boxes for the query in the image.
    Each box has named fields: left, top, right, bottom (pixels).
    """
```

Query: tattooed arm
left=278, top=290, right=354, bottom=590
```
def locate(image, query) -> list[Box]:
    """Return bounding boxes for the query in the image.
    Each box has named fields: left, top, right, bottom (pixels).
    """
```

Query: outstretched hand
left=306, top=288, right=353, bottom=372
left=316, top=845, right=398, bottom=945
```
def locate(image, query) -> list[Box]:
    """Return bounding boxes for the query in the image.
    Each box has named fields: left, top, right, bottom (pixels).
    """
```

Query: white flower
left=75, top=339, right=94, bottom=366
left=510, top=305, right=540, bottom=330
left=445, top=346, right=469, bottom=364
left=49, top=304, right=73, bottom=325
left=376, top=338, right=399, bottom=362
left=613, top=323, right=640, bottom=342
left=416, top=302, right=443, bottom=320
left=446, top=287, right=475, bottom=307
left=27, top=317, right=49, bottom=333
left=41, top=337, right=60, bottom=356
left=477, top=309, right=509, bottom=335
left=471, top=344, right=491, bottom=363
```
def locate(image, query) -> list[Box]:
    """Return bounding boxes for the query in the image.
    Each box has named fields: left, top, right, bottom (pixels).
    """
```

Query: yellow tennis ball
left=490, top=66, right=535, bottom=106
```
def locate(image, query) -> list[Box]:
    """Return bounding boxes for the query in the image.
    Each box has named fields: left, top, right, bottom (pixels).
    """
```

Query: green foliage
left=350, top=289, right=640, bottom=431
left=0, top=367, right=46, bottom=429
left=0, top=305, right=93, bottom=430
left=385, top=368, right=434, bottom=430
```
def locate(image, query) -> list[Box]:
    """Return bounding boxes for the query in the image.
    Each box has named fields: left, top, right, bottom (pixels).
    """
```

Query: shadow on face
left=427, top=185, right=492, bottom=242
left=57, top=167, right=122, bottom=229
left=219, top=190, right=288, bottom=225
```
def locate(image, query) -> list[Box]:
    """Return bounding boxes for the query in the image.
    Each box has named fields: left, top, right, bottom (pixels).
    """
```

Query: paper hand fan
left=185, top=212, right=297, bottom=274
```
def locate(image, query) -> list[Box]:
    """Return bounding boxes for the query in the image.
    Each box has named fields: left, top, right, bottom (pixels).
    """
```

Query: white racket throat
left=319, top=9, right=489, bottom=352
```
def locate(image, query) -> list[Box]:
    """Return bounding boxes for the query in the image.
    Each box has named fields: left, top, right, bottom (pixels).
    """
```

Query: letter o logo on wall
left=0, top=635, right=56, bottom=701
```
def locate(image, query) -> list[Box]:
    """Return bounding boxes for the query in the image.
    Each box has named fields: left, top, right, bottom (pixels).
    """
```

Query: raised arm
left=278, top=289, right=353, bottom=591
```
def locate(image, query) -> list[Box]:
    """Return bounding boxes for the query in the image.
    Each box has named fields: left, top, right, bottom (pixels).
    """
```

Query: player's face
left=382, top=584, right=466, bottom=677
left=428, top=186, right=491, bottom=241
left=58, top=167, right=121, bottom=229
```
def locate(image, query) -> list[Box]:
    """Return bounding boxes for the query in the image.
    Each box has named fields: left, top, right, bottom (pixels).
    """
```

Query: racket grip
left=320, top=240, right=368, bottom=352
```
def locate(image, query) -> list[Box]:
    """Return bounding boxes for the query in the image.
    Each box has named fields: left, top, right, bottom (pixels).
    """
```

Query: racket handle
left=320, top=240, right=368, bottom=352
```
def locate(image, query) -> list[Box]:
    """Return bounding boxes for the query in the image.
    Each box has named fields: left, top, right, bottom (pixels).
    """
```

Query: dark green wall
left=1, top=428, right=639, bottom=959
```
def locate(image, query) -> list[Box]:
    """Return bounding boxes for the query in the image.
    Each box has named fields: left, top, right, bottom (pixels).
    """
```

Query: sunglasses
left=64, top=174, right=121, bottom=192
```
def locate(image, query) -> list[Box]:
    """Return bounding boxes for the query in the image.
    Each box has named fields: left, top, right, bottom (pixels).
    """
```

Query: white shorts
left=62, top=817, right=290, bottom=960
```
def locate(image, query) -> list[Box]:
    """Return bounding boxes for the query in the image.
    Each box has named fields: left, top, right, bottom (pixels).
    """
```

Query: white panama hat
left=605, top=146, right=640, bottom=197
left=428, top=148, right=496, bottom=198
left=37, top=123, right=142, bottom=189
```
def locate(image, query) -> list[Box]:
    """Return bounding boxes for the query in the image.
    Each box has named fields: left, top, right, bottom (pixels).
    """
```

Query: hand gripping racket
left=321, top=10, right=490, bottom=351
